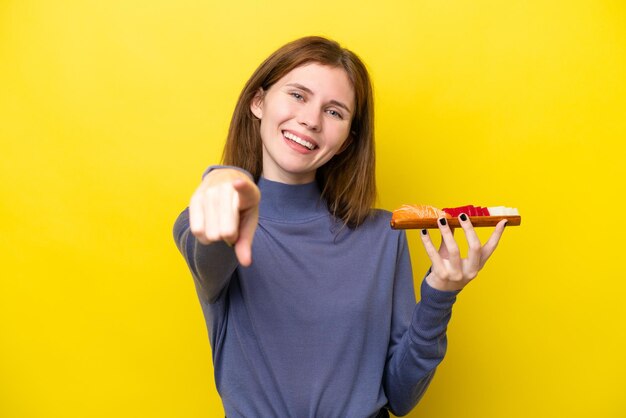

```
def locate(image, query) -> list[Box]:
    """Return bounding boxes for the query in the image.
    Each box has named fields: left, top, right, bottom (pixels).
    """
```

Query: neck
left=261, top=170, right=315, bottom=185
left=257, top=177, right=327, bottom=221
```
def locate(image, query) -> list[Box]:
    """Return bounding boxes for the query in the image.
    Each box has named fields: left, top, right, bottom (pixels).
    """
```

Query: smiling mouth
left=283, top=131, right=317, bottom=150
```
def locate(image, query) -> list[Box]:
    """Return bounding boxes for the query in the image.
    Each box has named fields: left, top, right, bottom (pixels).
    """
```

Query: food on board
left=391, top=204, right=521, bottom=229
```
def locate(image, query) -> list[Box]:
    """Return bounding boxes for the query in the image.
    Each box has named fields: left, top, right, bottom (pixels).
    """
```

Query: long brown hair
left=222, top=36, right=376, bottom=228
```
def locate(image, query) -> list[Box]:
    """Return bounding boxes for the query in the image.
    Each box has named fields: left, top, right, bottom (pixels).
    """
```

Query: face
left=250, top=63, right=355, bottom=184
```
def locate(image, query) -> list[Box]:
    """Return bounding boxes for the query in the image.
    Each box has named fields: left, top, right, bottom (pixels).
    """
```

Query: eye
left=326, top=109, right=344, bottom=119
left=290, top=92, right=304, bottom=101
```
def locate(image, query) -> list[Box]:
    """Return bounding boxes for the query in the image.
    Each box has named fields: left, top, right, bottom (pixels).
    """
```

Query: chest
left=236, top=218, right=398, bottom=328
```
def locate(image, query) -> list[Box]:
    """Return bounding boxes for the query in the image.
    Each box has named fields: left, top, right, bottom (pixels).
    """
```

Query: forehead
left=274, top=63, right=355, bottom=106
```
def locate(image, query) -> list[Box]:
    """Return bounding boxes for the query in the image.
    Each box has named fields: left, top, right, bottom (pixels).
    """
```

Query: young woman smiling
left=173, top=36, right=507, bottom=418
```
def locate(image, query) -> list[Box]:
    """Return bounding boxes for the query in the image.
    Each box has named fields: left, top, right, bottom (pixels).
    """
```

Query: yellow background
left=1, top=1, right=624, bottom=417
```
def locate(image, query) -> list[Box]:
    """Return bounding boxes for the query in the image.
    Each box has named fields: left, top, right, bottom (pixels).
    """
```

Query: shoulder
left=354, top=209, right=409, bottom=263
left=362, top=208, right=393, bottom=229
left=355, top=208, right=405, bottom=242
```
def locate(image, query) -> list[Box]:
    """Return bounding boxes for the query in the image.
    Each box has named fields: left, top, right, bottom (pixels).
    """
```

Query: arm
left=173, top=208, right=239, bottom=303
left=172, top=166, right=260, bottom=303
left=384, top=213, right=508, bottom=414
left=383, top=233, right=459, bottom=416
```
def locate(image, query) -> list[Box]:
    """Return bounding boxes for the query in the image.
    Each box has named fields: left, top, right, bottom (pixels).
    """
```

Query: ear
left=250, top=88, right=265, bottom=119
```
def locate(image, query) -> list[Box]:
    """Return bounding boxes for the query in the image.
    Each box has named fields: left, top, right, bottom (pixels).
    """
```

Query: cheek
left=258, top=106, right=286, bottom=137
left=331, top=126, right=351, bottom=149
left=265, top=98, right=294, bottom=122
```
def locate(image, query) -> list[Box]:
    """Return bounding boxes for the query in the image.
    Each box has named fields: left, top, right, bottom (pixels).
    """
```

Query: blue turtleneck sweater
left=173, top=175, right=459, bottom=417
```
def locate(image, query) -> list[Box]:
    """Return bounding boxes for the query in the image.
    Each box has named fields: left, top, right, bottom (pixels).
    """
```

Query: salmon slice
left=392, top=204, right=452, bottom=220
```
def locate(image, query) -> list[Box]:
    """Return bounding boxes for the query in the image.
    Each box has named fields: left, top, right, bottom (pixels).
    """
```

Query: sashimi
left=393, top=204, right=452, bottom=220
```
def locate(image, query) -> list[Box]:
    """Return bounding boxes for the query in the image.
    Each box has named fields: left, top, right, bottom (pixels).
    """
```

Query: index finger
left=437, top=217, right=462, bottom=271
left=458, top=213, right=482, bottom=269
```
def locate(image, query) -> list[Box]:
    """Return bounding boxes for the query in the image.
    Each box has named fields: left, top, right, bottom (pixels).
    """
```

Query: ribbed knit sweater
left=173, top=176, right=459, bottom=417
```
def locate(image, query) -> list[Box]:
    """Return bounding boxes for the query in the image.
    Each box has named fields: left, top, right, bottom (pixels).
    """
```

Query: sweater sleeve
left=383, top=231, right=459, bottom=416
left=173, top=208, right=239, bottom=304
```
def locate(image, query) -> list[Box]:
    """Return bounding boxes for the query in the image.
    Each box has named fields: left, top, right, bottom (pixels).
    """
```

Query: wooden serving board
left=390, top=215, right=521, bottom=230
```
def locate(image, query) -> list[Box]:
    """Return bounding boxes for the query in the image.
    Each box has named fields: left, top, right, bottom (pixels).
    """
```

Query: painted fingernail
left=460, top=213, right=468, bottom=221
left=421, top=229, right=427, bottom=235
left=439, top=218, right=447, bottom=226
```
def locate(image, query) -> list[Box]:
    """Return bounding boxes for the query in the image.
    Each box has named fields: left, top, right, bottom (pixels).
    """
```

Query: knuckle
left=220, top=227, right=237, bottom=241
left=189, top=194, right=202, bottom=206
left=451, top=272, right=463, bottom=281
left=205, top=230, right=220, bottom=242
left=467, top=251, right=479, bottom=260
left=190, top=224, right=203, bottom=235
left=202, top=186, right=216, bottom=199
left=435, top=270, right=449, bottom=281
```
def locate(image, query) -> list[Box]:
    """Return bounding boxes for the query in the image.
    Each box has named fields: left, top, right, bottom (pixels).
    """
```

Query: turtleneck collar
left=257, top=177, right=328, bottom=222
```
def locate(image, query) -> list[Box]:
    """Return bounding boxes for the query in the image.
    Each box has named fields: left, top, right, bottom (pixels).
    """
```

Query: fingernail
left=439, top=218, right=447, bottom=226
left=421, top=229, right=427, bottom=235
left=460, top=213, right=468, bottom=221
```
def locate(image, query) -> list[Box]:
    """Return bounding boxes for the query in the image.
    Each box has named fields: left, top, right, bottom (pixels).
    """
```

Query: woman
left=173, top=36, right=506, bottom=418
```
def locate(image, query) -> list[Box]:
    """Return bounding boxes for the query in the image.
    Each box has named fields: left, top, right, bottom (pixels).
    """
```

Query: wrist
left=425, top=271, right=465, bottom=292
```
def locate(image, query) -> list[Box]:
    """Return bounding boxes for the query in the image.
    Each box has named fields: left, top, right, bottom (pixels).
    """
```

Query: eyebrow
left=285, top=83, right=352, bottom=114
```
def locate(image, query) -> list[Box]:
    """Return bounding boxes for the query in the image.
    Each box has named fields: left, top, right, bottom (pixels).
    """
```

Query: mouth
left=282, top=130, right=318, bottom=151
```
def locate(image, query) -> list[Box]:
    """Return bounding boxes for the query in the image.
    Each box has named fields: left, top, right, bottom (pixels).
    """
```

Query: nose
left=297, top=104, right=321, bottom=132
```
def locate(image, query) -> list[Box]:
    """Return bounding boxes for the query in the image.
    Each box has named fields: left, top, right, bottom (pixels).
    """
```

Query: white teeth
left=284, top=131, right=315, bottom=150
